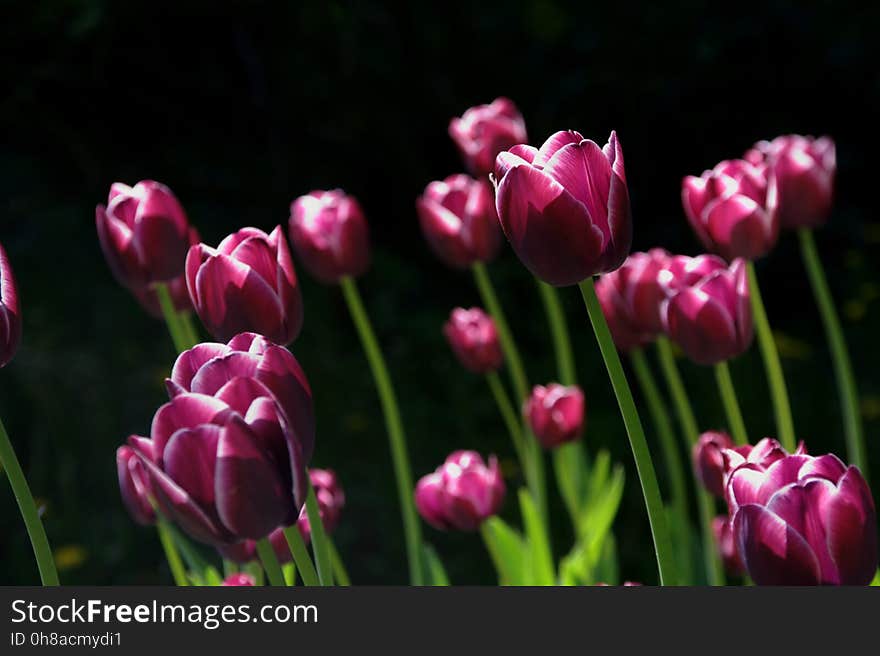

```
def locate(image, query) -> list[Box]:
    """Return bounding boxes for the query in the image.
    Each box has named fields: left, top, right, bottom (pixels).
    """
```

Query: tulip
left=288, top=190, right=371, bottom=283
left=449, top=97, right=528, bottom=178
left=116, top=445, right=156, bottom=526
left=0, top=241, right=21, bottom=368
left=443, top=307, right=503, bottom=374
left=96, top=180, right=196, bottom=288
left=726, top=451, right=877, bottom=585
left=222, top=573, right=255, bottom=586
left=712, top=516, right=744, bottom=575
left=662, top=258, right=753, bottom=365
left=494, top=130, right=632, bottom=286
left=693, top=431, right=735, bottom=497
left=682, top=160, right=779, bottom=261
left=524, top=383, right=586, bottom=449
left=745, top=135, right=835, bottom=230
left=416, top=175, right=502, bottom=268
left=415, top=451, right=505, bottom=531
left=186, top=226, right=303, bottom=345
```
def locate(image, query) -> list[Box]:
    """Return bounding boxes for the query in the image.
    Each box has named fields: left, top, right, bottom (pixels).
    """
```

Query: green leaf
left=579, top=463, right=625, bottom=563
left=421, top=543, right=450, bottom=586
left=871, top=569, right=880, bottom=586
left=519, top=489, right=555, bottom=585
left=480, top=516, right=528, bottom=585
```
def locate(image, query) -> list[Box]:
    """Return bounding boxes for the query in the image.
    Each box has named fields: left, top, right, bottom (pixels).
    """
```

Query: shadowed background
left=1, top=0, right=878, bottom=584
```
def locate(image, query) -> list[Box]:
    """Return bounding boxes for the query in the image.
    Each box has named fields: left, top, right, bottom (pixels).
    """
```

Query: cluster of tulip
left=0, top=95, right=875, bottom=586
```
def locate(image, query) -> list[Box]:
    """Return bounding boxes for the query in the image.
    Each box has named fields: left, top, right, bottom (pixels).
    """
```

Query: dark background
left=1, top=0, right=878, bottom=585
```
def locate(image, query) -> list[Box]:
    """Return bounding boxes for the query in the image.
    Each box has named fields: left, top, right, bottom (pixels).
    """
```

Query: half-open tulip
left=116, top=445, right=156, bottom=526
left=524, top=383, right=586, bottom=449
left=443, top=307, right=503, bottom=374
left=186, top=226, right=303, bottom=344
left=682, top=160, right=779, bottom=261
left=449, top=97, right=528, bottom=178
left=0, top=241, right=21, bottom=368
left=415, top=451, right=505, bottom=531
left=494, top=130, right=631, bottom=286
left=693, top=431, right=735, bottom=497
left=289, top=190, right=371, bottom=283
left=745, top=135, right=836, bottom=230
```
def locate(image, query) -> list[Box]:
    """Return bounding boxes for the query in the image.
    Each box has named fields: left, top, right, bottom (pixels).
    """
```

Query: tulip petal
left=533, top=130, right=584, bottom=168
left=150, top=393, right=231, bottom=462
left=822, top=468, right=878, bottom=585
left=733, top=504, right=821, bottom=585
left=190, top=352, right=260, bottom=397
left=705, top=196, right=774, bottom=261
left=170, top=342, right=230, bottom=391
left=257, top=345, right=315, bottom=462
left=666, top=288, right=737, bottom=364
left=164, top=424, right=221, bottom=512
left=229, top=236, right=279, bottom=289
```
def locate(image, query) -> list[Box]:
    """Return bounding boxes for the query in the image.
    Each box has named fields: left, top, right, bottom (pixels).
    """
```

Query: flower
left=297, top=468, right=345, bottom=542
left=288, top=190, right=371, bottom=283
left=116, top=445, right=155, bottom=526
left=712, top=516, right=744, bottom=575
left=186, top=226, right=303, bottom=345
left=416, top=175, right=501, bottom=268
left=222, top=573, right=255, bottom=586
left=693, top=431, right=735, bottom=497
left=524, top=383, right=586, bottom=449
left=449, top=97, right=528, bottom=177
left=494, top=130, right=631, bottom=286
left=415, top=451, right=505, bottom=531
left=745, top=135, right=836, bottom=230
left=682, top=160, right=779, bottom=261
left=443, top=307, right=503, bottom=374
left=0, top=241, right=21, bottom=368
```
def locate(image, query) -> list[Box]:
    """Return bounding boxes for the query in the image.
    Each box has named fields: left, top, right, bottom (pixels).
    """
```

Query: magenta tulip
left=712, top=515, right=744, bottom=575
left=415, top=451, right=505, bottom=531
left=116, top=445, right=156, bottom=526
left=0, top=241, right=21, bottom=368
left=96, top=180, right=196, bottom=287
left=693, top=431, right=735, bottom=497
left=662, top=258, right=753, bottom=365
left=222, top=573, right=255, bottom=586
left=186, top=226, right=303, bottom=345
left=726, top=451, right=877, bottom=585
left=682, top=159, right=779, bottom=261
left=745, top=135, right=836, bottom=230
left=416, top=175, right=502, bottom=268
left=288, top=190, right=371, bottom=283
left=443, top=307, right=503, bottom=374
left=524, top=383, right=586, bottom=449
left=297, top=468, right=345, bottom=542
left=449, top=97, right=528, bottom=178
left=494, top=130, right=631, bottom=286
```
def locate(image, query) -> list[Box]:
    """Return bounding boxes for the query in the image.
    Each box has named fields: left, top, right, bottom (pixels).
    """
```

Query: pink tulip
left=524, top=383, right=586, bottom=449
left=449, top=97, right=528, bottom=178
left=692, top=431, right=735, bottom=497
left=222, top=573, right=255, bottom=586
left=0, top=241, right=21, bottom=368
left=116, top=445, right=156, bottom=526
left=443, top=307, right=503, bottom=374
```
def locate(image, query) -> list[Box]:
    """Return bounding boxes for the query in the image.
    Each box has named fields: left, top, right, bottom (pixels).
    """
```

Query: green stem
left=485, top=372, right=530, bottom=486
left=155, top=282, right=190, bottom=354
left=654, top=337, right=724, bottom=586
left=714, top=362, right=749, bottom=445
left=255, top=538, right=286, bottom=586
left=798, top=229, right=867, bottom=479
left=283, top=562, right=297, bottom=586
left=283, top=526, right=319, bottom=586
left=536, top=279, right=576, bottom=385
left=305, top=485, right=333, bottom=586
left=339, top=277, right=424, bottom=585
left=328, top=537, right=351, bottom=586
left=179, top=311, right=200, bottom=347
left=578, top=279, right=677, bottom=585
left=746, top=262, right=796, bottom=451
left=156, top=516, right=189, bottom=586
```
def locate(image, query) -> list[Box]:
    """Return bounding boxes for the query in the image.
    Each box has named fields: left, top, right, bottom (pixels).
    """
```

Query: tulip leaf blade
left=481, top=516, right=528, bottom=586
left=519, top=489, right=555, bottom=586
left=421, top=543, right=450, bottom=586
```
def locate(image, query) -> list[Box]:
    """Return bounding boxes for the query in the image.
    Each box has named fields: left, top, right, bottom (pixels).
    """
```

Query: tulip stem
left=328, top=536, right=351, bottom=586
left=746, top=262, right=796, bottom=452
left=283, top=526, right=320, bottom=586
left=536, top=279, right=576, bottom=385
left=578, top=279, right=677, bottom=585
left=155, top=515, right=189, bottom=586
left=155, top=282, right=190, bottom=353
left=305, top=484, right=334, bottom=586
left=485, top=372, right=530, bottom=484
left=179, top=311, right=200, bottom=348
left=0, top=416, right=59, bottom=585
left=714, top=362, right=749, bottom=445
left=255, top=538, right=286, bottom=587
left=339, top=277, right=424, bottom=585
left=798, top=229, right=867, bottom=479
left=654, top=337, right=724, bottom=586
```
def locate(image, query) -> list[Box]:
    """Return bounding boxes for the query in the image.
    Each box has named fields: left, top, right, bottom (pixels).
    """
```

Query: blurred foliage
left=1, top=0, right=879, bottom=585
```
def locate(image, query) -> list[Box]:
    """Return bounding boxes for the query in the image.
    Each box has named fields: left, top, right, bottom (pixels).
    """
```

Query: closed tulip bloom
left=449, top=97, right=528, bottom=178
left=0, top=241, right=21, bottom=368
left=693, top=431, right=735, bottom=497
left=682, top=160, right=779, bottom=261
left=726, top=451, right=877, bottom=585
left=524, top=383, right=586, bottom=449
left=297, top=468, right=346, bottom=542
left=222, top=573, right=255, bottom=586
left=494, top=130, right=632, bottom=286
left=96, top=180, right=195, bottom=287
left=745, top=135, right=836, bottom=230
left=416, top=175, right=502, bottom=268
left=663, top=258, right=753, bottom=365
left=116, top=445, right=156, bottom=526
left=415, top=451, right=505, bottom=531
left=289, top=190, right=371, bottom=283
left=186, top=226, right=303, bottom=345
left=712, top=516, right=744, bottom=575
left=443, top=307, right=503, bottom=374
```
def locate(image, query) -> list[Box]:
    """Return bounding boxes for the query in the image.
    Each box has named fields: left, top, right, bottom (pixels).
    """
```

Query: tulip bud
left=745, top=135, right=835, bottom=230
left=186, top=226, right=303, bottom=345
left=416, top=175, right=502, bottom=268
left=494, top=130, right=632, bottom=286
left=524, top=383, right=586, bottom=449
left=682, top=160, right=779, bottom=261
left=595, top=249, right=671, bottom=351
left=692, top=431, right=735, bottom=497
left=116, top=445, right=156, bottom=526
left=288, top=190, right=371, bottom=283
left=96, top=181, right=196, bottom=288
left=712, top=516, right=744, bottom=575
left=222, top=573, right=255, bottom=586
left=449, top=98, right=528, bottom=178
left=443, top=307, right=503, bottom=374
left=0, top=241, right=22, bottom=368
left=663, top=258, right=753, bottom=365
left=297, top=468, right=345, bottom=542
left=415, top=451, right=505, bottom=531
left=726, top=451, right=877, bottom=585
